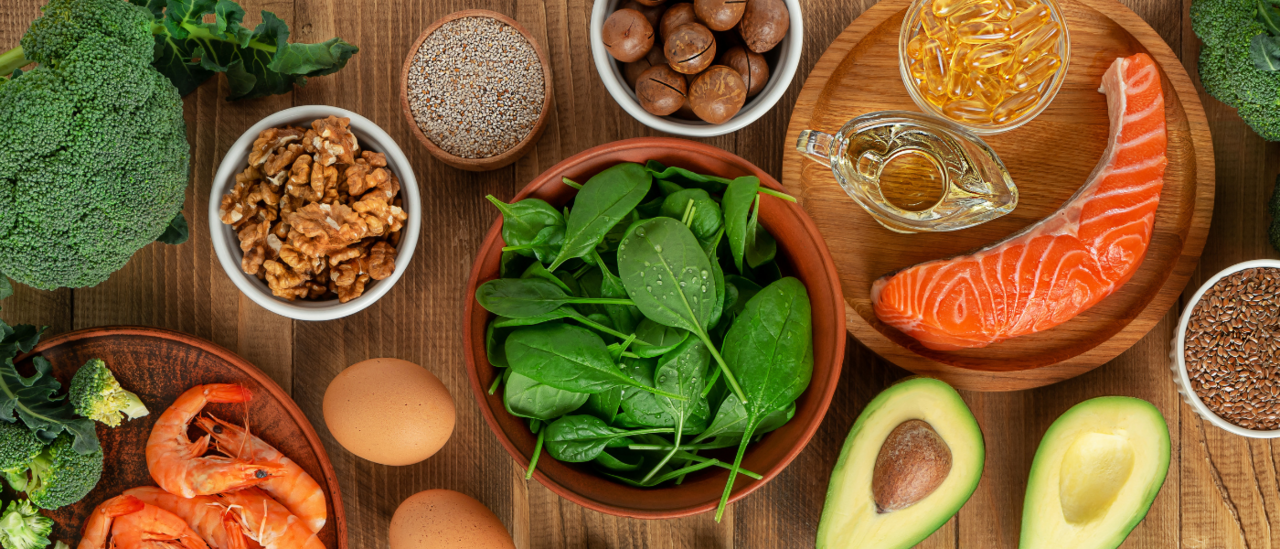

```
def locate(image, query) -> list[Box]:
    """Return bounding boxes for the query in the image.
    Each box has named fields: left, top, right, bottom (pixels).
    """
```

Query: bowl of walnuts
left=209, top=105, right=421, bottom=321
left=590, top=0, right=802, bottom=137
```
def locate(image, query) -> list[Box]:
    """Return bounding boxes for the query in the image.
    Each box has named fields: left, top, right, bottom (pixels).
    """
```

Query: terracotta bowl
left=399, top=9, right=554, bottom=172
left=462, top=137, right=846, bottom=518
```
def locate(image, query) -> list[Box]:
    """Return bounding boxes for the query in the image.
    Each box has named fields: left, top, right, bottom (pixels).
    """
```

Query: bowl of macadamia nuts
left=590, top=0, right=801, bottom=137
left=209, top=105, right=422, bottom=321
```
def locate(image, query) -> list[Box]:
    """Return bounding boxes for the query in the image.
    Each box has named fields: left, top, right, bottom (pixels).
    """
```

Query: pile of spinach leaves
left=477, top=161, right=814, bottom=520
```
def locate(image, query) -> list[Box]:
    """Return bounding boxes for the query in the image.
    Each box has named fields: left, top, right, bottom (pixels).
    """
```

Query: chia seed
left=406, top=16, right=546, bottom=159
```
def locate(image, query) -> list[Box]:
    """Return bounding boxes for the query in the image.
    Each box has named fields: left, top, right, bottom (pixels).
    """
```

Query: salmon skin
left=871, top=54, right=1167, bottom=351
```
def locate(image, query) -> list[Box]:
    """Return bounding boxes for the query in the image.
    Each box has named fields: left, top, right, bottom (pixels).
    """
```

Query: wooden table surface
left=2, top=0, right=1278, bottom=547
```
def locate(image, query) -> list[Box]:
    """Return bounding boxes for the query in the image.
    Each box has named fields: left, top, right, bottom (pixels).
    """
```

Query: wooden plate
left=781, top=0, right=1214, bottom=391
left=8, top=327, right=346, bottom=548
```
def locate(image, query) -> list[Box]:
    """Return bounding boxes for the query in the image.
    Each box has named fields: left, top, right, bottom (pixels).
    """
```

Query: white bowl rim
left=1172, top=259, right=1280, bottom=438
left=207, top=105, right=422, bottom=321
left=589, top=0, right=804, bottom=137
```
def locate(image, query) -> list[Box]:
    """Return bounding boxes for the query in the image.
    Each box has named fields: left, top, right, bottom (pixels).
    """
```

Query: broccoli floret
left=1191, top=0, right=1280, bottom=140
left=9, top=433, right=103, bottom=510
left=0, top=499, right=52, bottom=549
left=0, top=0, right=188, bottom=290
left=69, top=359, right=148, bottom=427
left=0, top=422, right=43, bottom=482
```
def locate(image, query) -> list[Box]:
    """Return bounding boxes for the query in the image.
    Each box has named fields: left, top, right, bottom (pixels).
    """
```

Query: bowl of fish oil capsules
left=898, top=0, right=1070, bottom=134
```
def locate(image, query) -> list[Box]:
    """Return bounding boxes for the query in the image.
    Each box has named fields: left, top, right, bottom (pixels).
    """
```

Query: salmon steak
left=871, top=53, right=1167, bottom=351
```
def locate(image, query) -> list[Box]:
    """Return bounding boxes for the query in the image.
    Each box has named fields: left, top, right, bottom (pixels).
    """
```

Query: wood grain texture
left=0, top=0, right=1277, bottom=547
left=781, top=0, right=1216, bottom=391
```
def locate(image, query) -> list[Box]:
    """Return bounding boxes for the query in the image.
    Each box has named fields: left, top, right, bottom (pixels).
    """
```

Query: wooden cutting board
left=9, top=327, right=347, bottom=548
left=781, top=0, right=1214, bottom=391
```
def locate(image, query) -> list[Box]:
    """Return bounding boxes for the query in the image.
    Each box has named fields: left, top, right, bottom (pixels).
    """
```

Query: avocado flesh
left=817, top=377, right=984, bottom=549
left=1020, top=396, right=1170, bottom=549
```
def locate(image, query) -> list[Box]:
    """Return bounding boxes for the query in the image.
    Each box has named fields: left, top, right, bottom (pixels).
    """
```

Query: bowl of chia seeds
left=1172, top=260, right=1280, bottom=438
left=400, top=10, right=553, bottom=172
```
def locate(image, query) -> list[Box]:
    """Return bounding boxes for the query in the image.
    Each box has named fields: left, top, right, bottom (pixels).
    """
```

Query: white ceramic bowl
left=1170, top=259, right=1280, bottom=438
left=590, top=0, right=803, bottom=137
left=209, top=106, right=421, bottom=321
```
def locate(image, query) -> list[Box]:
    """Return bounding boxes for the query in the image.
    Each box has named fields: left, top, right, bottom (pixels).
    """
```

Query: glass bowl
left=898, top=0, right=1071, bottom=135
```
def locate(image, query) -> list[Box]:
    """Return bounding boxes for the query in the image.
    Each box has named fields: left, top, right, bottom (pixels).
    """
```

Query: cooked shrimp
left=78, top=495, right=145, bottom=549
left=217, top=488, right=324, bottom=549
left=124, top=487, right=248, bottom=549
left=110, top=502, right=211, bottom=549
left=147, top=384, right=283, bottom=497
left=196, top=414, right=327, bottom=533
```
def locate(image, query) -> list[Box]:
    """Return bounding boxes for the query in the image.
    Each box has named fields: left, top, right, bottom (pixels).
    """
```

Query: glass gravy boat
left=796, top=111, right=1017, bottom=233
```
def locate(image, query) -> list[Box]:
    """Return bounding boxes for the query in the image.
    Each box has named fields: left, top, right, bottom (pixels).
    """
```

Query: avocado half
left=816, top=377, right=985, bottom=549
left=1020, top=396, right=1170, bottom=549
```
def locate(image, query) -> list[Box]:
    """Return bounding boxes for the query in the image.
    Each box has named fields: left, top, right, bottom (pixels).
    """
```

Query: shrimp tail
left=204, top=384, right=253, bottom=404
left=78, top=496, right=144, bottom=549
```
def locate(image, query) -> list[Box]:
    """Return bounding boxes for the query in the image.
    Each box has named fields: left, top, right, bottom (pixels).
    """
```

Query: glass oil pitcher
left=796, top=111, right=1017, bottom=233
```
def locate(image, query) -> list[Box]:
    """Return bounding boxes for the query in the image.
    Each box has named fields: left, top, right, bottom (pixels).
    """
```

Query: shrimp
left=217, top=488, right=324, bottom=549
left=147, top=384, right=283, bottom=497
left=124, top=487, right=248, bottom=549
left=110, top=502, right=211, bottom=549
left=78, top=495, right=145, bottom=549
left=195, top=414, right=327, bottom=533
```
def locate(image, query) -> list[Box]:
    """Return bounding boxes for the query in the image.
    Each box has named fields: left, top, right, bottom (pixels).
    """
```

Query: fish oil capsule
left=932, top=0, right=978, bottom=17
left=922, top=41, right=948, bottom=95
left=909, top=57, right=927, bottom=80
left=942, top=100, right=992, bottom=123
left=1006, top=3, right=1050, bottom=40
left=969, top=72, right=1005, bottom=105
left=948, top=0, right=997, bottom=24
left=922, top=8, right=949, bottom=38
left=1014, top=23, right=1060, bottom=63
left=991, top=91, right=1039, bottom=123
left=967, top=42, right=1014, bottom=69
left=1012, top=0, right=1036, bottom=10
left=944, top=43, right=974, bottom=97
left=995, top=0, right=1016, bottom=19
left=1011, top=54, right=1060, bottom=90
left=955, top=21, right=1010, bottom=44
left=907, top=33, right=928, bottom=59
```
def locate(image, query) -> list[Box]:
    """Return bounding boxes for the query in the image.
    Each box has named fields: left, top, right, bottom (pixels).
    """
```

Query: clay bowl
left=399, top=9, right=553, bottom=172
left=463, top=137, right=846, bottom=518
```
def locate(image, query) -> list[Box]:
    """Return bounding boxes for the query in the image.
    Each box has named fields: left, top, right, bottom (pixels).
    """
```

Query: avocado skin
left=1018, top=396, right=1170, bottom=549
left=816, top=376, right=985, bottom=549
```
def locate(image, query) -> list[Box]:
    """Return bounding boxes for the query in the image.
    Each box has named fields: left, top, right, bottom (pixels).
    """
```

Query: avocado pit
left=872, top=419, right=952, bottom=513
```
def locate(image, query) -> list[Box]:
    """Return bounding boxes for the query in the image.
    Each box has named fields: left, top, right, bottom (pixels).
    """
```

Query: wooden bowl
left=782, top=0, right=1214, bottom=391
left=12, top=327, right=346, bottom=548
left=462, top=137, right=846, bottom=518
left=399, top=9, right=553, bottom=172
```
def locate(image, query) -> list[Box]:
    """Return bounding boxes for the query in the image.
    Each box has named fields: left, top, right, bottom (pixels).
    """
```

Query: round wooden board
left=7, top=327, right=347, bottom=548
left=781, top=0, right=1214, bottom=391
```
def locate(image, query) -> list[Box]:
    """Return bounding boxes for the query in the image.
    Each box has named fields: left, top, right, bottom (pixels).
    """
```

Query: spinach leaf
left=503, top=371, right=589, bottom=421
left=707, top=229, right=726, bottom=330
left=486, top=322, right=513, bottom=368
left=642, top=338, right=710, bottom=482
left=632, top=318, right=689, bottom=358
left=548, top=164, right=653, bottom=271
left=595, top=251, right=643, bottom=334
left=722, top=177, right=761, bottom=272
left=500, top=250, right=534, bottom=278
left=593, top=449, right=643, bottom=472
left=476, top=278, right=632, bottom=319
left=661, top=189, right=723, bottom=241
left=693, top=394, right=795, bottom=449
left=582, top=387, right=624, bottom=424
left=660, top=189, right=713, bottom=217
left=617, top=217, right=747, bottom=404
left=505, top=323, right=683, bottom=399
left=606, top=456, right=723, bottom=488
left=487, top=196, right=565, bottom=264
left=645, top=160, right=734, bottom=194
left=522, top=261, right=572, bottom=293
left=618, top=356, right=709, bottom=431
left=544, top=415, right=672, bottom=462
left=714, top=277, right=813, bottom=521
left=723, top=275, right=763, bottom=317
left=744, top=195, right=777, bottom=268
left=657, top=179, right=686, bottom=196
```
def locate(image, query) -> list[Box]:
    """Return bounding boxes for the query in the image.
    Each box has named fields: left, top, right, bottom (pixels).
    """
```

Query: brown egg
left=322, top=358, right=455, bottom=466
left=664, top=22, right=716, bottom=74
left=738, top=0, right=789, bottom=53
left=695, top=0, right=746, bottom=31
left=390, top=490, right=514, bottom=549
left=603, top=8, right=656, bottom=63
left=659, top=3, right=698, bottom=41
left=721, top=45, right=769, bottom=97
left=689, top=65, right=747, bottom=123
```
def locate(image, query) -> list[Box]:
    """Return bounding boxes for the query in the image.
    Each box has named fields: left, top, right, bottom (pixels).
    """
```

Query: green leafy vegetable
left=548, top=163, right=653, bottom=271
left=155, top=212, right=190, bottom=246
left=476, top=278, right=632, bottom=319
left=488, top=196, right=566, bottom=265
left=505, top=323, right=683, bottom=400
left=723, top=177, right=761, bottom=272
left=715, top=277, right=813, bottom=521
left=744, top=195, right=777, bottom=268
left=1251, top=33, right=1280, bottom=70
left=543, top=415, right=672, bottom=462
left=1192, top=0, right=1280, bottom=139
left=503, top=372, right=588, bottom=421
left=641, top=338, right=709, bottom=483
left=0, top=321, right=97, bottom=454
left=631, top=318, right=689, bottom=358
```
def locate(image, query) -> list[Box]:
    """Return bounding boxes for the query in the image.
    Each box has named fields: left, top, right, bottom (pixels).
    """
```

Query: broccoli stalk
left=10, top=434, right=103, bottom=511
left=69, top=359, right=148, bottom=428
left=0, top=499, right=53, bottom=549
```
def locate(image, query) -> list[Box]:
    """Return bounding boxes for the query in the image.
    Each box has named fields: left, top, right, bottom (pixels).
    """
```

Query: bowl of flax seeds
left=399, top=9, right=553, bottom=172
left=1173, top=259, right=1280, bottom=437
